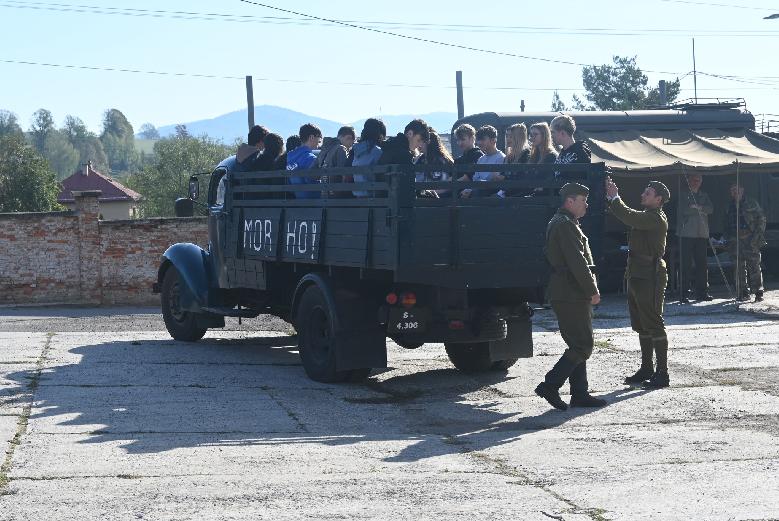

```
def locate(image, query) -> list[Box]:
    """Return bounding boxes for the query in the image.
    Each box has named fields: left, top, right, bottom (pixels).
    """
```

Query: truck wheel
left=391, top=338, right=424, bottom=350
left=444, top=342, right=516, bottom=373
left=296, top=285, right=366, bottom=383
left=161, top=266, right=207, bottom=342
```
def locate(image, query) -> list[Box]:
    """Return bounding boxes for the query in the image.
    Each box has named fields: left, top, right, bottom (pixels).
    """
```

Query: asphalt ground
left=0, top=291, right=778, bottom=520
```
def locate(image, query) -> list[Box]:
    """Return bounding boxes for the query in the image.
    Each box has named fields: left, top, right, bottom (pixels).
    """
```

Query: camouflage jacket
left=726, top=197, right=767, bottom=250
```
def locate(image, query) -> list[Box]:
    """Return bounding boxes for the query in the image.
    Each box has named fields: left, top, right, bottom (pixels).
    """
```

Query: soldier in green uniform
left=725, top=183, right=766, bottom=302
left=605, top=176, right=671, bottom=389
left=535, top=183, right=606, bottom=411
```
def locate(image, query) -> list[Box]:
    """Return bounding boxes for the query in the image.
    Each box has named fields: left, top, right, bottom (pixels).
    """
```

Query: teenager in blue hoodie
left=287, top=123, right=323, bottom=199
left=351, top=118, right=386, bottom=197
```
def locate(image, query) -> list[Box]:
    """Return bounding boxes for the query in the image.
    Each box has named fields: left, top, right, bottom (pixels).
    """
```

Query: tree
left=175, top=124, right=189, bottom=139
left=44, top=130, right=80, bottom=180
left=551, top=91, right=568, bottom=112
left=138, top=123, right=160, bottom=140
left=551, top=56, right=681, bottom=111
left=126, top=134, right=230, bottom=217
left=0, top=134, right=61, bottom=212
left=63, top=114, right=110, bottom=173
left=0, top=110, right=24, bottom=140
left=30, top=108, right=55, bottom=152
left=100, top=108, right=138, bottom=173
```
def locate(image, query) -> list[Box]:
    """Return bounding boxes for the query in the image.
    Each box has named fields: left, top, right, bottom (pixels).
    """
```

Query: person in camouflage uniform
left=535, top=183, right=606, bottom=411
left=605, top=177, right=671, bottom=389
left=726, top=183, right=766, bottom=302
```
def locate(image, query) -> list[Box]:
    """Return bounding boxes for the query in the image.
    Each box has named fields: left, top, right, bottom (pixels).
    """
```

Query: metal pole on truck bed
left=246, top=75, right=255, bottom=129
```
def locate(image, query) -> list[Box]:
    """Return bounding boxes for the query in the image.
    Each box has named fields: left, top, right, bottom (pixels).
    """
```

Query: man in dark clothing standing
left=378, top=119, right=430, bottom=166
left=235, top=125, right=269, bottom=171
left=551, top=114, right=590, bottom=180
left=606, top=176, right=671, bottom=389
left=677, top=174, right=714, bottom=302
left=535, top=183, right=606, bottom=411
left=453, top=123, right=484, bottom=170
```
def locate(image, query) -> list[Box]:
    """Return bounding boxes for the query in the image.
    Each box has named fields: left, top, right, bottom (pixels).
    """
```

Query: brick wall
left=0, top=192, right=207, bottom=306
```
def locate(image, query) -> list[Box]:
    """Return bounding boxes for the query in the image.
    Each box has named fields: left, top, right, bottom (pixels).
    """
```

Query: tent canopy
left=581, top=128, right=779, bottom=175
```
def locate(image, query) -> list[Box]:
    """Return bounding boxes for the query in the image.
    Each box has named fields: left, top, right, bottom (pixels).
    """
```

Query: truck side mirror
left=174, top=197, right=194, bottom=217
left=188, top=176, right=200, bottom=200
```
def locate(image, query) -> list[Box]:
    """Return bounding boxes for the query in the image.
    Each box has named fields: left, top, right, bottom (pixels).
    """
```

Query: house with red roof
left=57, top=162, right=142, bottom=220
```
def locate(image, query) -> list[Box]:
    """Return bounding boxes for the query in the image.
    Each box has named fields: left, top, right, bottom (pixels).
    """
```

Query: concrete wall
left=0, top=192, right=207, bottom=306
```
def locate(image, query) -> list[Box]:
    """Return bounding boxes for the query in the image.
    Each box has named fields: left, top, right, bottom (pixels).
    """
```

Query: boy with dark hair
left=461, top=125, right=505, bottom=198
left=378, top=118, right=431, bottom=166
left=235, top=124, right=270, bottom=171
left=454, top=123, right=484, bottom=167
left=319, top=126, right=356, bottom=168
left=287, top=123, right=323, bottom=199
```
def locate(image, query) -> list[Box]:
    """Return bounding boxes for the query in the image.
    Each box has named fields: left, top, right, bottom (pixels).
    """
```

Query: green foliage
left=63, top=114, right=110, bottom=173
left=552, top=56, right=681, bottom=111
left=44, top=130, right=80, bottom=180
left=100, top=108, right=138, bottom=173
left=138, top=123, right=160, bottom=140
left=551, top=91, right=567, bottom=112
left=30, top=108, right=54, bottom=152
left=126, top=134, right=230, bottom=217
left=0, top=134, right=62, bottom=213
left=0, top=110, right=24, bottom=140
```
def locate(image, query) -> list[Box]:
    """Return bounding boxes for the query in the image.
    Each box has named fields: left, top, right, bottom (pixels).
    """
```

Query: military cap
left=559, top=182, right=590, bottom=200
left=647, top=180, right=670, bottom=203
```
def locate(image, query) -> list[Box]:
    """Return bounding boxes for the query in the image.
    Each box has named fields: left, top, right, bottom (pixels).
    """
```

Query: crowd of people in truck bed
left=231, top=114, right=591, bottom=199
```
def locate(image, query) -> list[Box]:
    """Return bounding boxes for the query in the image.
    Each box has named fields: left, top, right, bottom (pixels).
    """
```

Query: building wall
left=0, top=193, right=207, bottom=306
left=60, top=200, right=138, bottom=220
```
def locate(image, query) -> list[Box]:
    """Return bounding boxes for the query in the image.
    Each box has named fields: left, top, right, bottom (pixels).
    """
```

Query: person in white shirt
left=461, top=125, right=505, bottom=198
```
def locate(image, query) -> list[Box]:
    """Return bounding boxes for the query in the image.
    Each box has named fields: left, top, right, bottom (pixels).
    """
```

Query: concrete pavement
left=0, top=292, right=778, bottom=520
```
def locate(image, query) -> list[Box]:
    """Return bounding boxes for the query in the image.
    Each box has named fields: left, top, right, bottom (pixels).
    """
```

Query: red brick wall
left=0, top=193, right=208, bottom=306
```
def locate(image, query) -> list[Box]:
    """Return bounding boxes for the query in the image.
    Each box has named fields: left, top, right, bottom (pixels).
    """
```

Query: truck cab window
left=209, top=169, right=227, bottom=207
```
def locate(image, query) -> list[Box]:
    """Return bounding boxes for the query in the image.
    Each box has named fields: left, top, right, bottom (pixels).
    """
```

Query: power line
left=3, top=1, right=778, bottom=36
left=0, top=57, right=588, bottom=91
left=657, top=0, right=779, bottom=11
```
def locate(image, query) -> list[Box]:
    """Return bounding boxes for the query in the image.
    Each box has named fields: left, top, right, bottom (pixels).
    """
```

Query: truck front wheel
left=295, top=285, right=369, bottom=383
left=445, top=342, right=517, bottom=373
left=161, top=266, right=208, bottom=342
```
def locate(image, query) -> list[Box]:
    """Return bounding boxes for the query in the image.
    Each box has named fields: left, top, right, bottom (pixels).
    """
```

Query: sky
left=1, top=0, right=779, bottom=136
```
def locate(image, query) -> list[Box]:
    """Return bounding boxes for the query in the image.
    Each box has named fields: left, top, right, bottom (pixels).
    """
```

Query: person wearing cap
left=725, top=183, right=766, bottom=302
left=535, top=182, right=606, bottom=410
left=605, top=176, right=671, bottom=389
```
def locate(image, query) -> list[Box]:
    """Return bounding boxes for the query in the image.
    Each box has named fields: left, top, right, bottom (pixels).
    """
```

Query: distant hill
left=149, top=105, right=458, bottom=143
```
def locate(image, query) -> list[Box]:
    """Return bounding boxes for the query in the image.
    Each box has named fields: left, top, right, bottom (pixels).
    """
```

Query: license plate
left=388, top=309, right=427, bottom=333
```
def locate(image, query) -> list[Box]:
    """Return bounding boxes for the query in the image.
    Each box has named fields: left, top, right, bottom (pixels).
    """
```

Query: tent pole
left=735, top=160, right=741, bottom=301
left=678, top=173, right=684, bottom=302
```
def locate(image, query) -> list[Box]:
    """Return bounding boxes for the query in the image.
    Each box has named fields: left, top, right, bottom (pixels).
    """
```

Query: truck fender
left=290, top=273, right=341, bottom=331
left=157, top=243, right=211, bottom=312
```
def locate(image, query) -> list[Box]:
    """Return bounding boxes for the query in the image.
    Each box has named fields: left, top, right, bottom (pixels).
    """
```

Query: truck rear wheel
left=295, top=285, right=370, bottom=383
left=161, top=266, right=208, bottom=342
left=445, top=342, right=517, bottom=373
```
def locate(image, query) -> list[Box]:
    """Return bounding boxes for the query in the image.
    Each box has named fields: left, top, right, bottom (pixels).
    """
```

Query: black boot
left=644, top=370, right=670, bottom=389
left=625, top=336, right=654, bottom=384
left=535, top=355, right=578, bottom=411
left=568, top=361, right=607, bottom=407
left=755, top=290, right=764, bottom=302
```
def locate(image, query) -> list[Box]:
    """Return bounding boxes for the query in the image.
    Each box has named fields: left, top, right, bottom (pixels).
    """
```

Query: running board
left=201, top=306, right=261, bottom=318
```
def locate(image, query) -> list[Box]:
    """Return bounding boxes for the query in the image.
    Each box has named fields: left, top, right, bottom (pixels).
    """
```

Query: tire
left=295, top=285, right=368, bottom=383
left=160, top=266, right=208, bottom=342
left=444, top=342, right=516, bottom=373
left=391, top=338, right=424, bottom=350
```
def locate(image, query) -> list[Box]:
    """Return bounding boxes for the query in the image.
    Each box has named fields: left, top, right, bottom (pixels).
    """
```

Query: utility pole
left=520, top=100, right=525, bottom=112
left=692, top=39, right=698, bottom=104
left=246, top=75, right=255, bottom=129
left=455, top=70, right=464, bottom=120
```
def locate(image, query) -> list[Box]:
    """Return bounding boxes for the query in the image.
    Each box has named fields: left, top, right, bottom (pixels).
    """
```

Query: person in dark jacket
left=378, top=119, right=430, bottom=166
left=415, top=131, right=453, bottom=197
left=254, top=133, right=284, bottom=171
left=352, top=118, right=386, bottom=197
left=235, top=124, right=269, bottom=171
left=551, top=114, right=590, bottom=180
left=453, top=124, right=484, bottom=177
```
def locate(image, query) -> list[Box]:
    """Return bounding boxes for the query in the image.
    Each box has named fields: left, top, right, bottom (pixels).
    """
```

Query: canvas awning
left=580, top=128, right=779, bottom=175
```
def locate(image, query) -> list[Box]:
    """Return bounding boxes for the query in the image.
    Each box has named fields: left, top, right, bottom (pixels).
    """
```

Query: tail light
left=385, top=292, right=398, bottom=305
left=448, top=320, right=465, bottom=330
left=400, top=292, right=417, bottom=308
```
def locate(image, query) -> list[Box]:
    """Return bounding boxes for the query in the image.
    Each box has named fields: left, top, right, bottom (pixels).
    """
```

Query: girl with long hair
left=528, top=122, right=558, bottom=164
left=504, top=123, right=530, bottom=164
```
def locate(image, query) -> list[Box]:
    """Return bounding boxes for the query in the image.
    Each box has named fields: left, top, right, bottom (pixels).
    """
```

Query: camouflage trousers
left=728, top=243, right=764, bottom=295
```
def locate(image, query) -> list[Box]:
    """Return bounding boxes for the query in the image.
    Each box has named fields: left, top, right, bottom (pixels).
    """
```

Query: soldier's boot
left=624, top=336, right=654, bottom=385
left=535, top=355, right=578, bottom=411
left=755, top=290, right=764, bottom=303
left=645, top=336, right=670, bottom=389
left=569, top=362, right=607, bottom=408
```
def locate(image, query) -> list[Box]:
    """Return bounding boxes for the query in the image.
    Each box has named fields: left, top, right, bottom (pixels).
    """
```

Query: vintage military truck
left=154, top=160, right=606, bottom=382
